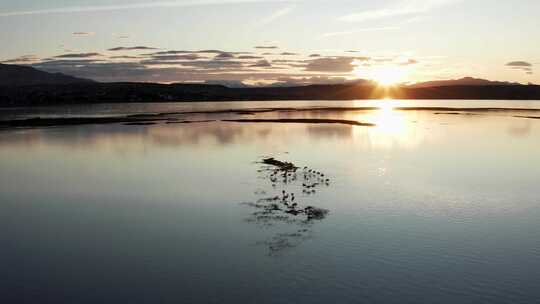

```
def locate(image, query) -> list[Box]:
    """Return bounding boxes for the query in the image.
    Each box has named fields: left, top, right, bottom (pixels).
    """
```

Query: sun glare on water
left=353, top=99, right=422, bottom=149
left=374, top=101, right=404, bottom=134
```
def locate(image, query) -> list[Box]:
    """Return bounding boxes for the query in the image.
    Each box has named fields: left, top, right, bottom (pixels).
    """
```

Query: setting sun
left=371, top=65, right=407, bottom=86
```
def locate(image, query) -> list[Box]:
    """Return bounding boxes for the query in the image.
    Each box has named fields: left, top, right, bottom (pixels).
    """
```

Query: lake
left=1, top=99, right=540, bottom=303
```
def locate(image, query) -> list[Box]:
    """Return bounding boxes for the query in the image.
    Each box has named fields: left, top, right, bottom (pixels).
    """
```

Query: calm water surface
left=1, top=100, right=540, bottom=303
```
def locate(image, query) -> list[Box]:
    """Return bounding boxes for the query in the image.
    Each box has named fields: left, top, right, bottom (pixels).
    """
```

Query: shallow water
left=1, top=99, right=540, bottom=120
left=1, top=100, right=540, bottom=303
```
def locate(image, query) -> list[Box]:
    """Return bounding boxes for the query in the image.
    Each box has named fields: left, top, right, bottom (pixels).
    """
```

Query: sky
left=1, top=0, right=539, bottom=86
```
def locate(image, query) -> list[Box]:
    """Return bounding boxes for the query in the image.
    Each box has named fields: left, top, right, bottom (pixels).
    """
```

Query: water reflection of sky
left=2, top=99, right=540, bottom=120
left=1, top=101, right=540, bottom=303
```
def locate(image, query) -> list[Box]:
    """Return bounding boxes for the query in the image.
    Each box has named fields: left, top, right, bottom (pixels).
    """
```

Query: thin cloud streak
left=0, top=0, right=299, bottom=17
left=340, top=0, right=463, bottom=22
left=259, top=5, right=296, bottom=25
left=321, top=26, right=400, bottom=38
left=340, top=8, right=419, bottom=23
left=73, top=32, right=95, bottom=36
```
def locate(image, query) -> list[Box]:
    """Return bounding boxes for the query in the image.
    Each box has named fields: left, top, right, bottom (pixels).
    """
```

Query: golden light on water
left=372, top=101, right=407, bottom=134
left=353, top=100, right=422, bottom=149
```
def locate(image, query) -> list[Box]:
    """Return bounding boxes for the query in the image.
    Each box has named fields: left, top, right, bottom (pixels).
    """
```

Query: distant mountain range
left=407, top=77, right=522, bottom=88
left=0, top=64, right=539, bottom=106
left=0, top=63, right=93, bottom=86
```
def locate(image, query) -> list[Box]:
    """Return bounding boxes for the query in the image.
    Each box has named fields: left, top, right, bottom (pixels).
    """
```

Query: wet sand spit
left=223, top=118, right=376, bottom=127
left=2, top=106, right=540, bottom=129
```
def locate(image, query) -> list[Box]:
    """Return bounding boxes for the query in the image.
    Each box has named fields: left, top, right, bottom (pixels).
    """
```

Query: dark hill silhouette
left=408, top=77, right=521, bottom=88
left=1, top=82, right=539, bottom=106
left=0, top=65, right=539, bottom=106
left=0, top=64, right=93, bottom=86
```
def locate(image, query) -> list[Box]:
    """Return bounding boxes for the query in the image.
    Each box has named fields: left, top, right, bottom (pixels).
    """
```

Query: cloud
left=29, top=56, right=367, bottom=84
left=399, top=58, right=419, bottom=65
left=255, top=46, right=279, bottom=49
left=339, top=0, right=462, bottom=22
left=55, top=52, right=103, bottom=58
left=108, top=46, right=157, bottom=51
left=198, top=49, right=251, bottom=55
left=32, top=59, right=107, bottom=71
left=272, top=59, right=303, bottom=63
left=152, top=54, right=206, bottom=60
left=178, top=60, right=245, bottom=69
left=373, top=57, right=394, bottom=63
left=19, top=44, right=431, bottom=85
left=304, top=57, right=356, bottom=73
left=506, top=61, right=534, bottom=74
left=143, top=50, right=249, bottom=60
left=29, top=55, right=349, bottom=84
left=259, top=5, right=295, bottom=25
left=340, top=8, right=418, bottom=23
left=322, top=26, right=400, bottom=38
left=33, top=61, right=151, bottom=81
left=150, top=50, right=193, bottom=55
left=506, top=61, right=532, bottom=67
left=271, top=76, right=367, bottom=87
left=110, top=55, right=143, bottom=59
left=238, top=55, right=264, bottom=59
left=197, top=49, right=227, bottom=54
left=1, top=55, right=40, bottom=64
left=249, top=60, right=272, bottom=67
left=215, top=52, right=236, bottom=59
left=0, top=0, right=296, bottom=17
left=72, top=32, right=95, bottom=36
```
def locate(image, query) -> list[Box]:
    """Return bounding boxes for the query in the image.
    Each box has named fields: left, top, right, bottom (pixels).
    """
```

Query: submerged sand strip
left=514, top=115, right=540, bottom=120
left=0, top=117, right=170, bottom=128
left=127, top=106, right=540, bottom=118
left=166, top=120, right=217, bottom=124
left=223, top=118, right=376, bottom=127
left=434, top=112, right=484, bottom=116
left=2, top=106, right=539, bottom=129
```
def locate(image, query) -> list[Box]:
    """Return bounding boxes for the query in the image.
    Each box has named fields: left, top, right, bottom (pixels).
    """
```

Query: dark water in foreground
left=1, top=100, right=540, bottom=303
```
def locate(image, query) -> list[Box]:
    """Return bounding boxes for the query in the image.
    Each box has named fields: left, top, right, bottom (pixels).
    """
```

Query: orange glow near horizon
left=355, top=64, right=409, bottom=87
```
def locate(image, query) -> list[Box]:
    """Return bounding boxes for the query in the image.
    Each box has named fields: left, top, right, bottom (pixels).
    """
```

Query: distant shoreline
left=2, top=83, right=540, bottom=107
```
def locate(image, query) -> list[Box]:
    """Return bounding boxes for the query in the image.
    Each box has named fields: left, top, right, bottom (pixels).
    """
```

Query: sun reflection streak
left=354, top=101, right=422, bottom=150
left=373, top=100, right=407, bottom=135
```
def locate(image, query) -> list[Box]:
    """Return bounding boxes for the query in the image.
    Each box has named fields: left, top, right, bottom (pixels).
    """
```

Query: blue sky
left=1, top=0, right=538, bottom=85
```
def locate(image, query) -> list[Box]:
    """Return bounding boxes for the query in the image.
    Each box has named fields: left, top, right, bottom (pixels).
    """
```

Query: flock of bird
left=245, top=158, right=330, bottom=254
left=260, top=159, right=331, bottom=220
left=268, top=166, right=330, bottom=192
left=301, top=167, right=330, bottom=194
